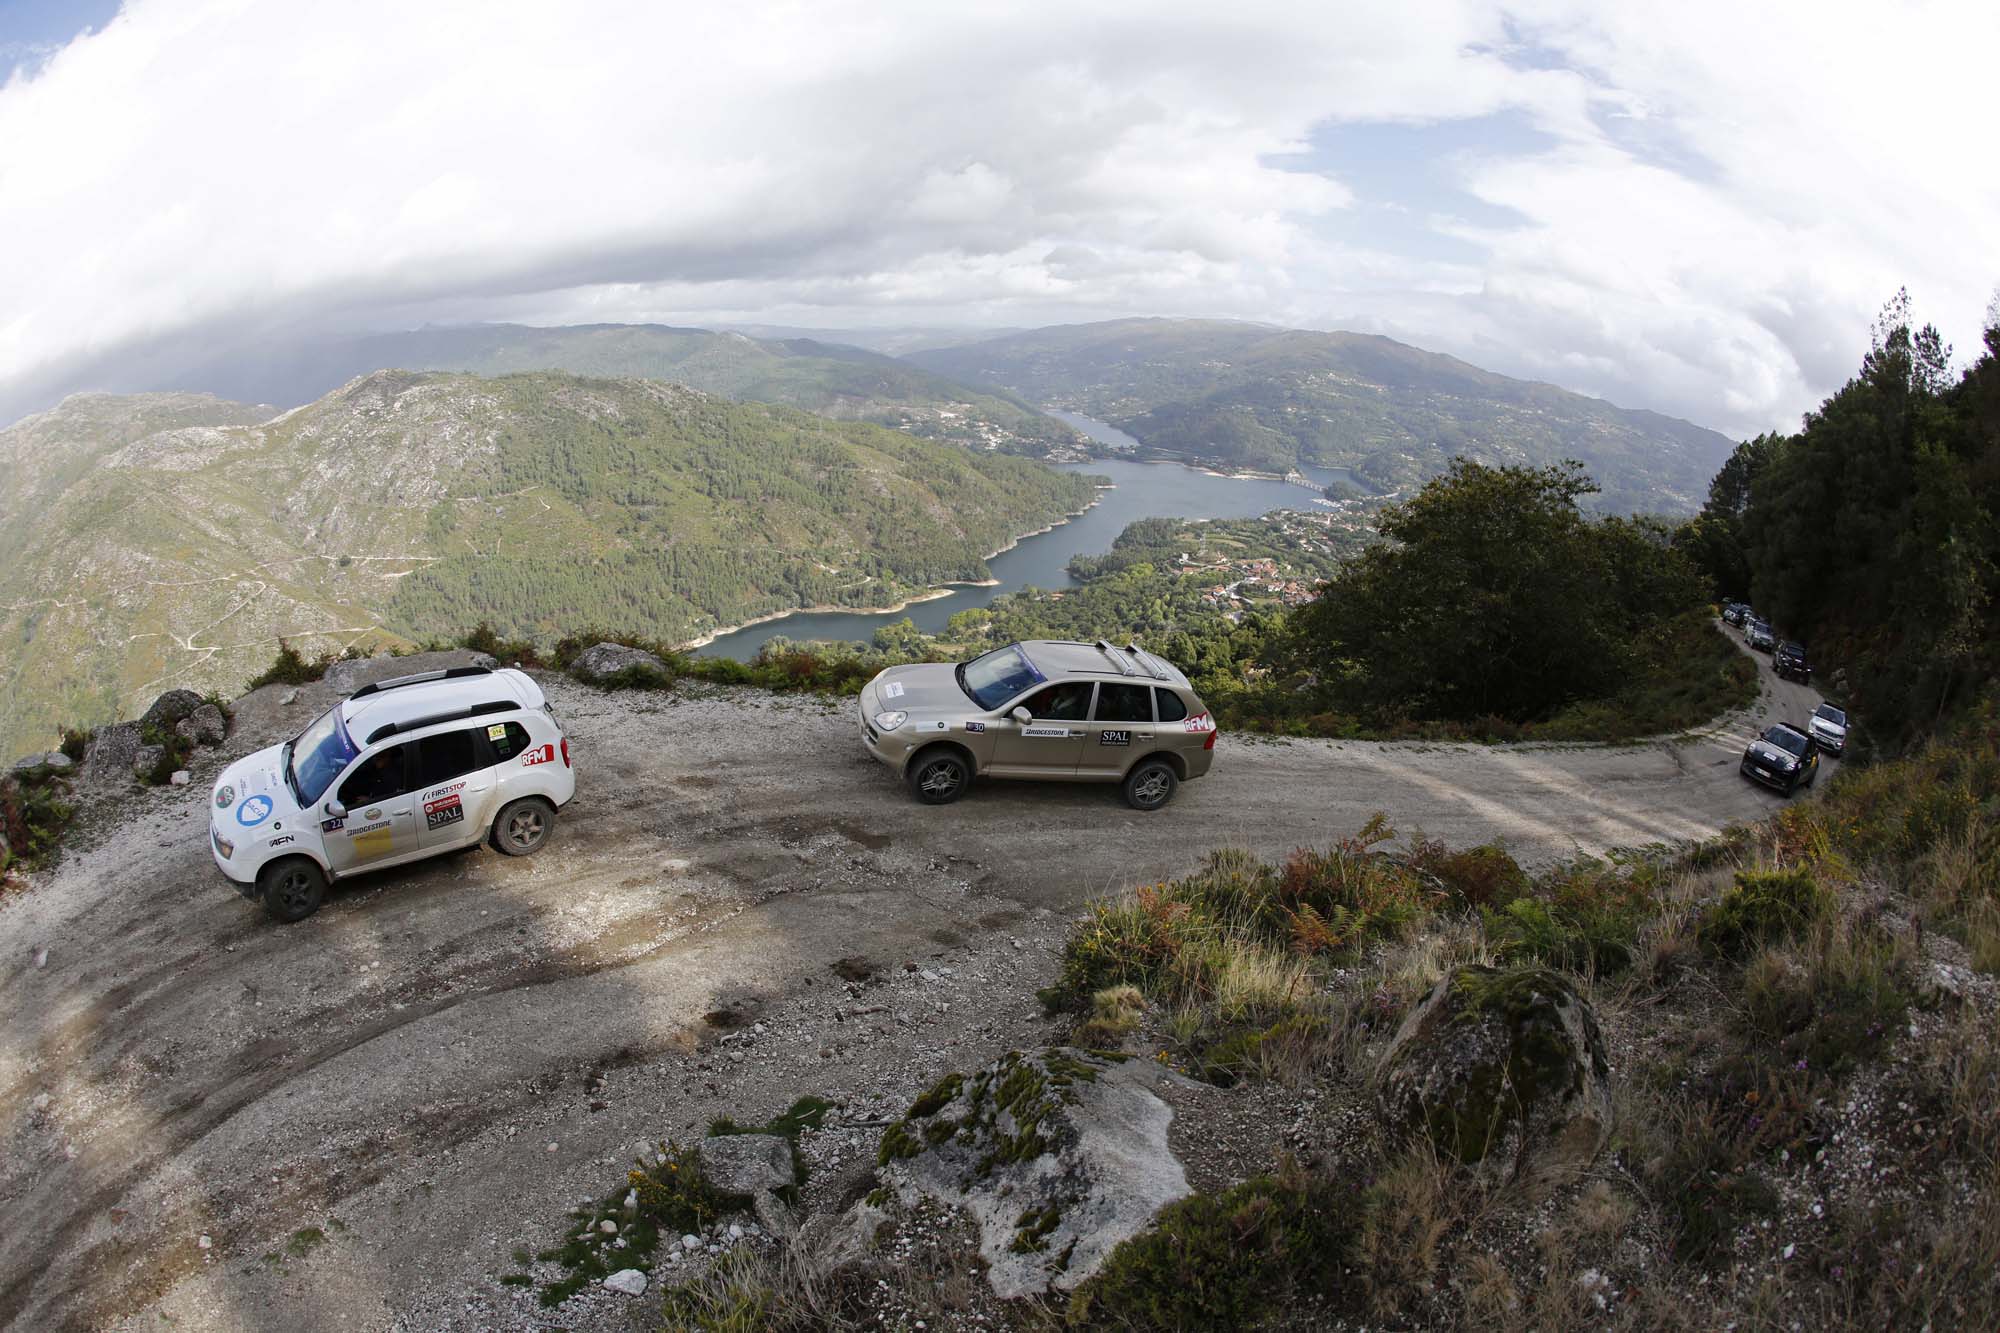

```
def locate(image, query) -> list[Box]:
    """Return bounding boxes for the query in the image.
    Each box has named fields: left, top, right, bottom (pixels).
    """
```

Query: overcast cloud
left=1, top=0, right=1995, bottom=436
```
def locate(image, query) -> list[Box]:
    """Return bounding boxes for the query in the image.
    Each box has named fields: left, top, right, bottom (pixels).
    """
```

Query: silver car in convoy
left=859, top=640, right=1217, bottom=809
left=1807, top=702, right=1848, bottom=755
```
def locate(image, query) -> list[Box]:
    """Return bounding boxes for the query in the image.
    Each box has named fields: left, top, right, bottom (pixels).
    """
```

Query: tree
left=1284, top=460, right=1703, bottom=722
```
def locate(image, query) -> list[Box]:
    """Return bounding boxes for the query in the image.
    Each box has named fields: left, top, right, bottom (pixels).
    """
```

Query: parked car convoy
left=1774, top=641, right=1811, bottom=683
left=1808, top=702, right=1849, bottom=755
left=1740, top=723, right=1820, bottom=796
left=210, top=666, right=575, bottom=922
left=859, top=639, right=1216, bottom=810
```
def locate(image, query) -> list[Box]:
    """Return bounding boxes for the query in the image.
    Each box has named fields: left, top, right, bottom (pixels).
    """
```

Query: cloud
left=0, top=0, right=1995, bottom=437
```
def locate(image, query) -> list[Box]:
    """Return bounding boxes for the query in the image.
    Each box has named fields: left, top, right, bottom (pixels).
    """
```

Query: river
left=697, top=415, right=1356, bottom=659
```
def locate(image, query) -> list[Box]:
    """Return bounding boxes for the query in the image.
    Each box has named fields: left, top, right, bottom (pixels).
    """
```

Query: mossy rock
left=1375, top=965, right=1611, bottom=1186
left=859, top=1047, right=1187, bottom=1299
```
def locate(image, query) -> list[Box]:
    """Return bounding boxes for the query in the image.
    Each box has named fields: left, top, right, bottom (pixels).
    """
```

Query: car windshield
left=957, top=643, right=1045, bottom=710
left=290, top=706, right=359, bottom=806
left=1762, top=727, right=1810, bottom=757
left=1815, top=704, right=1847, bottom=725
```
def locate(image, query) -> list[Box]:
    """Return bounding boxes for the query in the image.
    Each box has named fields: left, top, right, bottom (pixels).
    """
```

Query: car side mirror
left=1010, top=706, right=1032, bottom=724
left=324, top=799, right=346, bottom=819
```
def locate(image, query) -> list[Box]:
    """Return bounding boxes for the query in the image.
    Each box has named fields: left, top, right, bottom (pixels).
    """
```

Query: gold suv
left=859, top=640, right=1217, bottom=810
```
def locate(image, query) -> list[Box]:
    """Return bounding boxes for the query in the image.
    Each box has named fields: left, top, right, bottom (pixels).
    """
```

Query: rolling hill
left=89, top=323, right=1082, bottom=457
left=0, top=372, right=1097, bottom=756
left=909, top=318, right=1734, bottom=513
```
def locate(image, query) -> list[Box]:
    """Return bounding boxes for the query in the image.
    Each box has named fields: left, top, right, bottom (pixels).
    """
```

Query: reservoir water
left=698, top=415, right=1354, bottom=659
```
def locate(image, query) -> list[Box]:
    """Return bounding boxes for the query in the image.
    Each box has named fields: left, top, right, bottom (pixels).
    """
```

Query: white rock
left=681, top=1234, right=702, bottom=1251
left=545, top=1142, right=559, bottom=1153
left=197, top=1234, right=212, bottom=1250
left=169, top=770, right=192, bottom=787
left=727, top=1224, right=744, bottom=1240
left=33, top=948, right=48, bottom=969
left=279, top=689, right=301, bottom=706
left=598, top=1220, right=617, bottom=1235
left=601, top=1268, right=648, bottom=1296
left=30, top=1093, right=51, bottom=1112
left=1783, top=1243, right=1796, bottom=1259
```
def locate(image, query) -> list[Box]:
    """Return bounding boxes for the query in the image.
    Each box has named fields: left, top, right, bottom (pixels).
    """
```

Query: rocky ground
left=0, top=632, right=1836, bottom=1331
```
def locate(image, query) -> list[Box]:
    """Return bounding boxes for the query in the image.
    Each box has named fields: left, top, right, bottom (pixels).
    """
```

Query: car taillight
left=1204, top=728, right=1218, bottom=751
left=560, top=737, right=571, bottom=768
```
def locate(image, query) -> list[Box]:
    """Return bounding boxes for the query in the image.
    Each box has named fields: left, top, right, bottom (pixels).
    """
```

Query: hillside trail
left=0, top=624, right=1825, bottom=1331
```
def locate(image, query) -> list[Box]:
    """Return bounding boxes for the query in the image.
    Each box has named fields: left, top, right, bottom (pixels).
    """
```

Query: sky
left=1, top=0, right=1996, bottom=437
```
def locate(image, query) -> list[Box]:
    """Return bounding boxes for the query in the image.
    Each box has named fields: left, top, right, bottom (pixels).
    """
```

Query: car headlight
left=873, top=710, right=908, bottom=732
left=212, top=827, right=235, bottom=859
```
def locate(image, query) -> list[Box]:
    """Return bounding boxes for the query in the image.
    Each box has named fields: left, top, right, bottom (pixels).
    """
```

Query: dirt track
left=0, top=628, right=1828, bottom=1331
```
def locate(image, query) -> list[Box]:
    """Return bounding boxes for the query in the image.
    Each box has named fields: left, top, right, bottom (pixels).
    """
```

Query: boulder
left=132, top=745, right=166, bottom=780
left=174, top=703, right=228, bottom=747
left=857, top=1047, right=1192, bottom=1299
left=569, top=642, right=669, bottom=685
left=82, top=723, right=141, bottom=784
left=1376, top=966, right=1611, bottom=1187
left=138, top=688, right=205, bottom=733
left=602, top=1268, right=648, bottom=1296
left=10, top=752, right=70, bottom=774
left=169, top=770, right=192, bottom=787
left=696, top=1133, right=795, bottom=1197
left=321, top=650, right=498, bottom=695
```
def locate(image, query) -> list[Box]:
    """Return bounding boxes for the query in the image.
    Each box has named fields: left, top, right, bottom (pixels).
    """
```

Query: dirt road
left=0, top=628, right=1827, bottom=1331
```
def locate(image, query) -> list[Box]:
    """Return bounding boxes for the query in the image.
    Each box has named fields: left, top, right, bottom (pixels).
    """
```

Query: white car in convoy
left=210, top=665, right=575, bottom=922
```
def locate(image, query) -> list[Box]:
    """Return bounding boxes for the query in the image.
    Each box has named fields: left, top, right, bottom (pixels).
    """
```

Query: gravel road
left=0, top=627, right=1828, bottom=1331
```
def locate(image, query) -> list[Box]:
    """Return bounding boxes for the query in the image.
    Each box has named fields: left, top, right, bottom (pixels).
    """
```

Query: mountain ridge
left=910, top=316, right=1733, bottom=512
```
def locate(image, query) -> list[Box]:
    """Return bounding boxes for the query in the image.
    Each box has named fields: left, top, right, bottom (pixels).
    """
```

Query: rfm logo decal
left=522, top=743, right=558, bottom=766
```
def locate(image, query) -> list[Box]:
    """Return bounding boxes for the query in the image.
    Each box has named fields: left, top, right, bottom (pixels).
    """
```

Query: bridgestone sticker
left=1022, top=726, right=1071, bottom=738
left=1099, top=729, right=1130, bottom=746
left=424, top=793, right=465, bottom=831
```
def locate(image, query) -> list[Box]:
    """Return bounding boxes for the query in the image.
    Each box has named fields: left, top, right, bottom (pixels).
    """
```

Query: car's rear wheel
left=1123, top=758, right=1178, bottom=811
left=259, top=857, right=327, bottom=924
left=492, top=797, right=556, bottom=855
left=908, top=749, right=970, bottom=805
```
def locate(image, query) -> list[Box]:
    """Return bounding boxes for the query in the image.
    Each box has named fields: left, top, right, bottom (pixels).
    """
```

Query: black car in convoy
left=1774, top=641, right=1811, bottom=683
left=1741, top=723, right=1820, bottom=795
left=1722, top=601, right=1751, bottom=626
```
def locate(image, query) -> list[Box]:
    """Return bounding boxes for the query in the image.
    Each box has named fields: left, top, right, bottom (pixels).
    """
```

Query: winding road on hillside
left=0, top=626, right=1828, bottom=1331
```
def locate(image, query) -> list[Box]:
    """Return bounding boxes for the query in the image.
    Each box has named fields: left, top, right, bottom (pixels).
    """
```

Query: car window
left=1094, top=682, right=1153, bottom=723
left=1154, top=688, right=1188, bottom=723
left=1022, top=682, right=1093, bottom=721
left=415, top=729, right=481, bottom=789
left=486, top=720, right=534, bottom=759
left=339, top=742, right=414, bottom=806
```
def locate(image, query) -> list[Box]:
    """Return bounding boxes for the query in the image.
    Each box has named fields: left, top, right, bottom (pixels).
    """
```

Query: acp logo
left=215, top=785, right=235, bottom=809
left=236, top=794, right=274, bottom=827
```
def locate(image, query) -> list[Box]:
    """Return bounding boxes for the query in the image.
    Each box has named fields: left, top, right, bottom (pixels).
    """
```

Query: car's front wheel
left=492, top=797, right=556, bottom=856
left=1123, top=758, right=1179, bottom=811
left=259, top=857, right=327, bottom=924
left=907, top=749, right=970, bottom=805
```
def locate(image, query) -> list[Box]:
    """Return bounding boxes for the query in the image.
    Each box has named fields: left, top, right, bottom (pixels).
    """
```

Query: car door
left=323, top=741, right=420, bottom=875
left=1077, top=681, right=1155, bottom=779
left=415, top=727, right=494, bottom=851
left=985, top=681, right=1093, bottom=777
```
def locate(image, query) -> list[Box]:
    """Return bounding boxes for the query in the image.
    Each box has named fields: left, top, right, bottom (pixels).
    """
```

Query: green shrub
left=1, top=770, right=77, bottom=878
left=246, top=639, right=333, bottom=689
left=460, top=621, right=544, bottom=667
left=57, top=726, right=90, bottom=762
left=1699, top=867, right=1828, bottom=955
left=136, top=723, right=193, bottom=787
left=1067, top=1168, right=1355, bottom=1329
left=1411, top=840, right=1529, bottom=910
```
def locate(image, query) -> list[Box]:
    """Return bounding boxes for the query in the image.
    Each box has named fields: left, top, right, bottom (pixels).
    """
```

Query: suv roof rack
left=1125, top=642, right=1173, bottom=680
left=1093, top=640, right=1138, bottom=675
left=349, top=665, right=495, bottom=700
left=363, top=698, right=519, bottom=745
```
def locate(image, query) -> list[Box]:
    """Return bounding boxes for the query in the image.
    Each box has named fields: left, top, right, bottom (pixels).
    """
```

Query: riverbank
left=678, top=496, right=1104, bottom=652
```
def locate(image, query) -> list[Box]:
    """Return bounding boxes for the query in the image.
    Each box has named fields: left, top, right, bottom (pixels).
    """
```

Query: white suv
left=210, top=666, right=576, bottom=922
